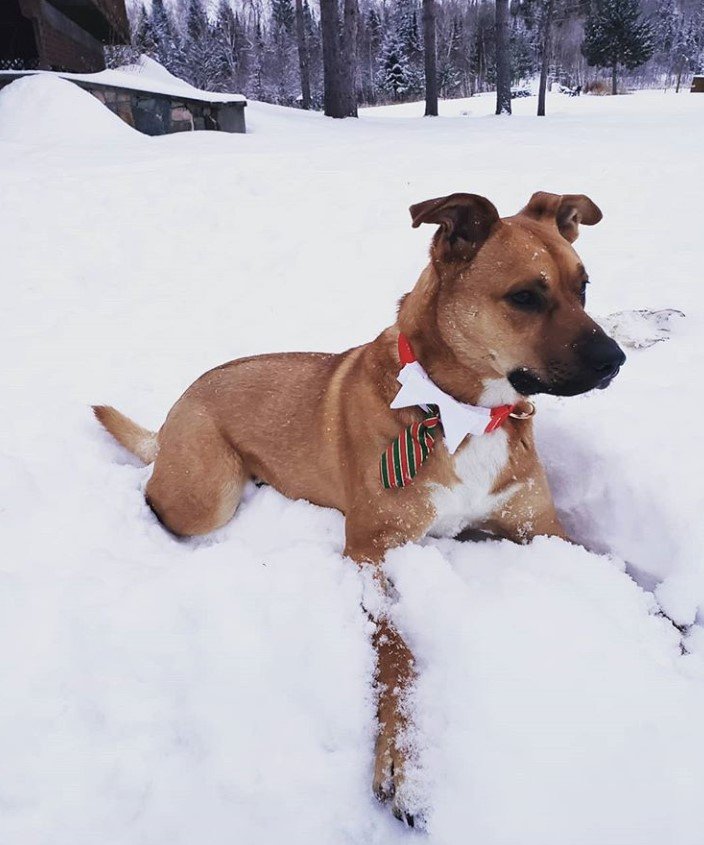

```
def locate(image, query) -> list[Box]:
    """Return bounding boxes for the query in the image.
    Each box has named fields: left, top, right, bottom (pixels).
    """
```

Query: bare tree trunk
left=476, top=31, right=486, bottom=93
left=537, top=0, right=554, bottom=116
left=320, top=0, right=342, bottom=116
left=611, top=62, right=618, bottom=95
left=423, top=0, right=438, bottom=116
left=339, top=0, right=358, bottom=116
left=368, top=42, right=376, bottom=105
left=495, top=0, right=512, bottom=114
left=294, top=0, right=311, bottom=109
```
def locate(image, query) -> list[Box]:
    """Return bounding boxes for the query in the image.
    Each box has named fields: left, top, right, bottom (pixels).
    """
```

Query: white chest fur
left=426, top=428, right=516, bottom=538
left=426, top=379, right=520, bottom=539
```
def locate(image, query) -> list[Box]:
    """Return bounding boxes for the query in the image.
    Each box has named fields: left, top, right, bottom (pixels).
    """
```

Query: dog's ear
left=520, top=191, right=602, bottom=243
left=410, top=193, right=500, bottom=261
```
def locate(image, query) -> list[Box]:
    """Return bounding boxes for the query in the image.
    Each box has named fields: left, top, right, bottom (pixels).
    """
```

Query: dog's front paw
left=373, top=731, right=417, bottom=827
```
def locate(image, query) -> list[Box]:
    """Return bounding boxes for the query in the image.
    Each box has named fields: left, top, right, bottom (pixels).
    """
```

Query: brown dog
left=94, top=191, right=625, bottom=822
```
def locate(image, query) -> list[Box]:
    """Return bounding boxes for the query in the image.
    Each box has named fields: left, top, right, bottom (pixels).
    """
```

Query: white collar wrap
left=390, top=361, right=496, bottom=454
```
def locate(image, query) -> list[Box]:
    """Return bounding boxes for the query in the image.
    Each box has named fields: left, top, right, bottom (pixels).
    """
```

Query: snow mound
left=0, top=74, right=141, bottom=146
left=101, top=55, right=244, bottom=102
left=120, top=55, right=183, bottom=85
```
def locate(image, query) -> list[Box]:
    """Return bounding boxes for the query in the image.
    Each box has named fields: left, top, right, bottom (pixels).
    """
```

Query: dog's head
left=404, top=191, right=625, bottom=398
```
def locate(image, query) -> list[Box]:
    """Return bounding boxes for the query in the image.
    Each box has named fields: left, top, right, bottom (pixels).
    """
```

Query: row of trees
left=116, top=0, right=704, bottom=117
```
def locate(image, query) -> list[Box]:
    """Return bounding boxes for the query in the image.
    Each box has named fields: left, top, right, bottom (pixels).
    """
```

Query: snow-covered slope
left=0, top=74, right=142, bottom=145
left=2, top=77, right=704, bottom=844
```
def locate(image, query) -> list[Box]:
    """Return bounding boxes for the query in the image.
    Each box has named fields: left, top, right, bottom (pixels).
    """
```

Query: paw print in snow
left=598, top=308, right=685, bottom=350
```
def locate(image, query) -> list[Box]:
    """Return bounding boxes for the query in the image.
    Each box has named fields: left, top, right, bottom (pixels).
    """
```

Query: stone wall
left=0, top=72, right=247, bottom=133
left=89, top=85, right=246, bottom=134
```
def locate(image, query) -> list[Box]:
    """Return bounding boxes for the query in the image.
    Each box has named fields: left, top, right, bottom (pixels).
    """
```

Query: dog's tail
left=92, top=405, right=158, bottom=465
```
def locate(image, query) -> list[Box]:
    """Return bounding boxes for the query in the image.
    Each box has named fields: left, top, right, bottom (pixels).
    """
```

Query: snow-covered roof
left=0, top=56, right=245, bottom=104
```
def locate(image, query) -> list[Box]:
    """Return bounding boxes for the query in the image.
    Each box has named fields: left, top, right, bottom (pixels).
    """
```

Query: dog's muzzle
left=508, top=333, right=626, bottom=397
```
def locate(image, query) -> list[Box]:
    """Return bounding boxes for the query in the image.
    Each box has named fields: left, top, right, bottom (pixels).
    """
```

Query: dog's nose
left=582, top=335, right=627, bottom=378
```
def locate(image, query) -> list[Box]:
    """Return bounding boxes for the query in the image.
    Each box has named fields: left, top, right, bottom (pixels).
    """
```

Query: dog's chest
left=426, top=429, right=517, bottom=538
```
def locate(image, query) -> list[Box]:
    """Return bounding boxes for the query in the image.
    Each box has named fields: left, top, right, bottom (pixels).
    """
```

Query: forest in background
left=112, top=0, right=703, bottom=114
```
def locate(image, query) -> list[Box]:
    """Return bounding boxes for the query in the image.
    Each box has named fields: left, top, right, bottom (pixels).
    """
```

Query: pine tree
left=582, top=0, right=655, bottom=93
left=212, top=0, right=249, bottom=92
left=248, top=19, right=268, bottom=101
left=396, top=0, right=421, bottom=63
left=142, top=0, right=176, bottom=68
left=376, top=31, right=413, bottom=98
left=394, top=0, right=424, bottom=96
left=271, top=0, right=297, bottom=103
left=656, top=0, right=704, bottom=90
left=272, top=0, right=295, bottom=33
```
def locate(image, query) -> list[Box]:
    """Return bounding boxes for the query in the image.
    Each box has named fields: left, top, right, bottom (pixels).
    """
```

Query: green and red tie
left=380, top=405, right=441, bottom=489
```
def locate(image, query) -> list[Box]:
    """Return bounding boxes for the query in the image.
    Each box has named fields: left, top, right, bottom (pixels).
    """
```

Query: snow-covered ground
left=1, top=74, right=704, bottom=844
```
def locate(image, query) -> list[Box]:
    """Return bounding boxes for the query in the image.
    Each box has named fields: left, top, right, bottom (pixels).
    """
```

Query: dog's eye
left=580, top=280, right=589, bottom=305
left=507, top=289, right=541, bottom=311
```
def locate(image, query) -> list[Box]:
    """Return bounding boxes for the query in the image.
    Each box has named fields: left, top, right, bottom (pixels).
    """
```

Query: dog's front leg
left=371, top=616, right=416, bottom=824
left=487, top=483, right=569, bottom=544
left=502, top=508, right=567, bottom=543
left=344, top=523, right=418, bottom=825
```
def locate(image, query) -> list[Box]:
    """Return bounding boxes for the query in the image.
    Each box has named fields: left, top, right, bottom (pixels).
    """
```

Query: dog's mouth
left=594, top=369, right=621, bottom=390
left=508, top=364, right=623, bottom=397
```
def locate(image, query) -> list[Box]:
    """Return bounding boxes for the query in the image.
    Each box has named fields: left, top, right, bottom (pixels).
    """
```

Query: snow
left=0, top=56, right=246, bottom=104
left=0, top=75, right=142, bottom=145
left=2, top=75, right=704, bottom=844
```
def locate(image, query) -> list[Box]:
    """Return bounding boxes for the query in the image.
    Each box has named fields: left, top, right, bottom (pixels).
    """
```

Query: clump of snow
left=0, top=74, right=141, bottom=146
left=388, top=538, right=704, bottom=842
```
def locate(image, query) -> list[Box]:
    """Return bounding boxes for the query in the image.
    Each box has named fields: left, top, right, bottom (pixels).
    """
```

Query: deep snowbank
left=0, top=75, right=142, bottom=146
left=1, top=79, right=704, bottom=844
